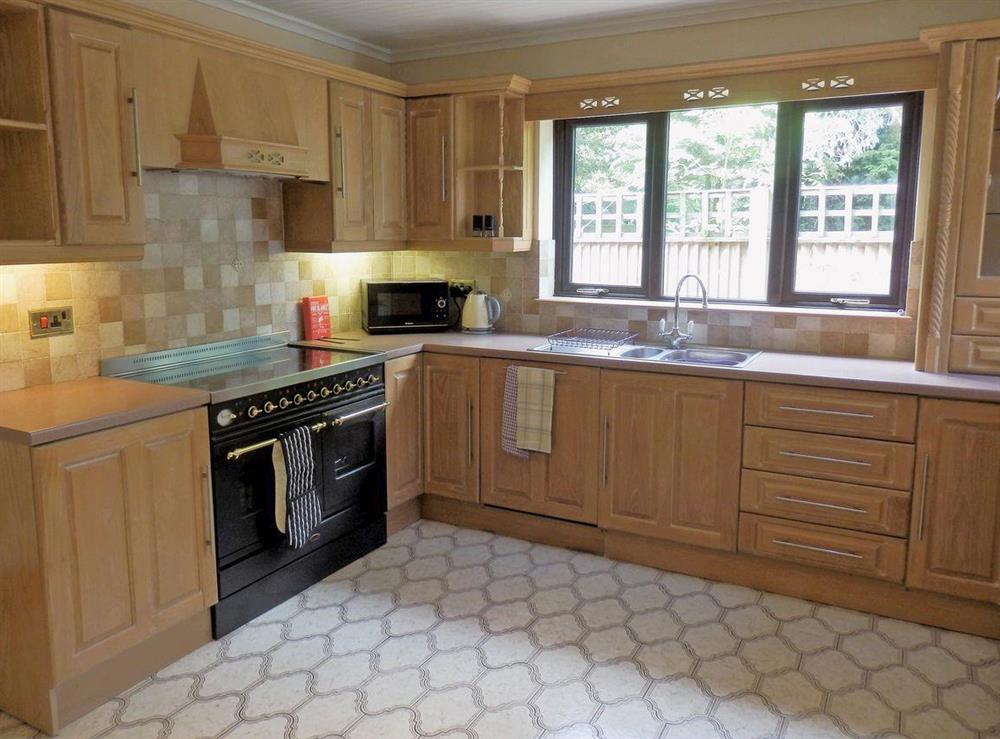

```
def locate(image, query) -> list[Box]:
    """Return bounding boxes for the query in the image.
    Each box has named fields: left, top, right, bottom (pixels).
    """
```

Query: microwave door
left=375, top=288, right=426, bottom=326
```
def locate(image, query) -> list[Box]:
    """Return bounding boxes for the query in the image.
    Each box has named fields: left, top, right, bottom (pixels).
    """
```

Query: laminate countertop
left=295, top=331, right=1000, bottom=403
left=0, top=377, right=210, bottom=446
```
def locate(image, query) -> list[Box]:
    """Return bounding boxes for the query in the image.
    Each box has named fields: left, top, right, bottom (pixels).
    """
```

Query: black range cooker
left=102, top=333, right=388, bottom=636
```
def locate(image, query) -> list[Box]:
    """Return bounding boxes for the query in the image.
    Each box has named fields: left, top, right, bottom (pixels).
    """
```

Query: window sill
left=537, top=295, right=910, bottom=320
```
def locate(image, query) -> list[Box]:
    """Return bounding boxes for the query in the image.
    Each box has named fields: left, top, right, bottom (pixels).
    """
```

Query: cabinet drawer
left=739, top=513, right=906, bottom=582
left=745, top=382, right=916, bottom=441
left=740, top=470, right=910, bottom=536
left=950, top=335, right=1000, bottom=374
left=743, top=427, right=915, bottom=490
left=953, top=298, right=1000, bottom=336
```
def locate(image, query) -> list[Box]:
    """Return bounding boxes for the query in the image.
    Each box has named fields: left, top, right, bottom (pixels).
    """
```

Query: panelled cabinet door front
left=599, top=370, right=742, bottom=550
left=330, top=81, right=373, bottom=242
left=907, top=399, right=1000, bottom=603
left=407, top=96, right=453, bottom=241
left=386, top=354, right=423, bottom=508
left=480, top=358, right=600, bottom=524
left=372, top=93, right=408, bottom=241
left=47, top=9, right=144, bottom=246
left=129, top=409, right=217, bottom=630
left=423, top=353, right=478, bottom=501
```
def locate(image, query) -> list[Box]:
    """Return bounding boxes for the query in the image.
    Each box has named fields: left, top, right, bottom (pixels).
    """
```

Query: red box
left=301, top=296, right=331, bottom=340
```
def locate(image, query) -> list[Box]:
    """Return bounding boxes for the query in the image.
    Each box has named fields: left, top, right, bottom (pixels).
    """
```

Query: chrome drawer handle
left=778, top=405, right=875, bottom=420
left=773, top=539, right=863, bottom=559
left=774, top=495, right=867, bottom=514
left=779, top=450, right=872, bottom=467
left=333, top=401, right=390, bottom=427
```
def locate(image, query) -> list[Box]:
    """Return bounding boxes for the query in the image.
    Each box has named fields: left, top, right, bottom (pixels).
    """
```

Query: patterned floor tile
left=3, top=519, right=999, bottom=739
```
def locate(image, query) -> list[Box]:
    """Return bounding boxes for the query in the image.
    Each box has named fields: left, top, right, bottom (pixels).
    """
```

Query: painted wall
left=391, top=0, right=1000, bottom=82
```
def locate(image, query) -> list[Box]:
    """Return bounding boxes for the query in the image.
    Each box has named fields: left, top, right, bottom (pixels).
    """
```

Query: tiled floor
left=3, top=520, right=999, bottom=739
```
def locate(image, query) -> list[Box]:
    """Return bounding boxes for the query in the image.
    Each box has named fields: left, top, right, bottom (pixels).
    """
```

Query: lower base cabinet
left=598, top=370, right=743, bottom=550
left=422, top=353, right=479, bottom=501
left=907, top=398, right=1000, bottom=603
left=0, top=409, right=215, bottom=733
left=480, top=358, right=600, bottom=524
left=386, top=354, right=423, bottom=509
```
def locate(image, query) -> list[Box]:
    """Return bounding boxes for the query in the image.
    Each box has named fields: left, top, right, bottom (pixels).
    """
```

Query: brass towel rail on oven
left=226, top=421, right=328, bottom=461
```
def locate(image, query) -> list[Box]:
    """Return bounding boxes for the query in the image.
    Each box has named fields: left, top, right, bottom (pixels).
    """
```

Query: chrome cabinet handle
left=774, top=495, right=867, bottom=514
left=440, top=135, right=448, bottom=202
left=916, top=455, right=930, bottom=540
left=128, top=87, right=143, bottom=187
left=773, top=539, right=863, bottom=559
left=777, top=405, right=875, bottom=420
left=333, top=401, right=390, bottom=427
left=467, top=398, right=474, bottom=466
left=779, top=450, right=872, bottom=467
left=336, top=127, right=346, bottom=197
left=200, top=465, right=213, bottom=548
left=601, top=416, right=609, bottom=487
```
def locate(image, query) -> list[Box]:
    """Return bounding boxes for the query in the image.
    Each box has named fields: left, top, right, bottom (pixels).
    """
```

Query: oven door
left=320, top=394, right=388, bottom=523
left=365, top=282, right=447, bottom=332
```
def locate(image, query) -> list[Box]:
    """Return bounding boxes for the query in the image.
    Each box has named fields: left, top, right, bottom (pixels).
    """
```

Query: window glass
left=570, top=121, right=647, bottom=287
left=663, top=104, right=777, bottom=300
left=792, top=103, right=904, bottom=295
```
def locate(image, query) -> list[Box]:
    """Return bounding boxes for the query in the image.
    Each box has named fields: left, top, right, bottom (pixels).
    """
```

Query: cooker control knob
left=320, top=387, right=331, bottom=398
left=333, top=384, right=344, bottom=395
left=247, top=405, right=262, bottom=419
left=345, top=381, right=357, bottom=391
left=357, top=377, right=369, bottom=387
left=278, top=397, right=290, bottom=410
left=307, top=390, right=317, bottom=401
left=293, top=394, right=304, bottom=405
left=263, top=401, right=277, bottom=414
left=366, top=374, right=379, bottom=384
left=216, top=408, right=237, bottom=427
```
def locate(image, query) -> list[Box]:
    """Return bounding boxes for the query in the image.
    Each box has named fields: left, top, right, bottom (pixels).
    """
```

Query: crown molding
left=196, top=0, right=393, bottom=62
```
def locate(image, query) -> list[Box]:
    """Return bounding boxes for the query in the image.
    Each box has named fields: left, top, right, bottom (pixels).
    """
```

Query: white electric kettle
left=461, top=290, right=502, bottom=333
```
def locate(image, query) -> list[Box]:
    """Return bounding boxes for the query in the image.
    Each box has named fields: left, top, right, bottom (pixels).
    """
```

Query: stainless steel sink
left=532, top=342, right=759, bottom=368
left=616, top=346, right=666, bottom=359
left=660, top=347, right=758, bottom=367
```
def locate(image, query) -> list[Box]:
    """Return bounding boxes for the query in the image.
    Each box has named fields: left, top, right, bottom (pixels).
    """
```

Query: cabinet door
left=480, top=358, right=600, bottom=524
left=407, top=96, right=453, bottom=241
left=372, top=92, right=407, bottom=241
left=956, top=39, right=1000, bottom=298
left=907, top=399, right=1000, bottom=602
left=423, top=353, right=478, bottom=500
left=599, top=370, right=742, bottom=550
left=386, top=354, right=422, bottom=508
left=33, top=410, right=214, bottom=680
left=330, top=81, right=372, bottom=242
left=47, top=10, right=144, bottom=246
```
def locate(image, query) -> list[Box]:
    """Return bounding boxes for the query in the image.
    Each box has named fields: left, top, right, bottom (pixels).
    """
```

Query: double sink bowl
left=532, top=343, right=760, bottom=368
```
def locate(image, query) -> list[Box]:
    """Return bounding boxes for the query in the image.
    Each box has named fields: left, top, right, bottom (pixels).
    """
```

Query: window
left=554, top=93, right=922, bottom=310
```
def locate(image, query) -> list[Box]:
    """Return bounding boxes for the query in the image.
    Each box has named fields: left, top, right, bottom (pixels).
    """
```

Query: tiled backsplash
left=0, top=171, right=916, bottom=392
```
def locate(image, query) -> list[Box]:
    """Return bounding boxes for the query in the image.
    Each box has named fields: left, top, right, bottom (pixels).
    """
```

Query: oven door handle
left=332, top=401, right=390, bottom=427
left=225, top=421, right=327, bottom=461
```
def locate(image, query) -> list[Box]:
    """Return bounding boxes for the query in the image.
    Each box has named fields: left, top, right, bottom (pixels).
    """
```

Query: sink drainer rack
left=546, top=327, right=638, bottom=351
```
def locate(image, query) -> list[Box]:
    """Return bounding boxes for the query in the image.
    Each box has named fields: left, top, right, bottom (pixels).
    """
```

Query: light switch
left=29, top=306, right=74, bottom=339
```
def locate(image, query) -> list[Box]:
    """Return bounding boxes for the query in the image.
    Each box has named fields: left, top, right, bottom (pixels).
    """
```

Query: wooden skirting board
left=419, top=495, right=1000, bottom=640
left=387, top=497, right=421, bottom=535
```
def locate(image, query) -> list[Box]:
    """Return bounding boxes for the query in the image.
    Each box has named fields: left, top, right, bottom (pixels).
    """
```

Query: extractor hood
left=175, top=59, right=309, bottom=178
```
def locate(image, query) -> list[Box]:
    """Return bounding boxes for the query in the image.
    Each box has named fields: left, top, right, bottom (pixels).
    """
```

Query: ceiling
left=196, top=0, right=869, bottom=63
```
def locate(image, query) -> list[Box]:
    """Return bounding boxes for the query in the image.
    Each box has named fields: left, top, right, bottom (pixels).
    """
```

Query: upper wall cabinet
left=283, top=80, right=407, bottom=252
left=918, top=33, right=1000, bottom=375
left=407, top=95, right=454, bottom=243
left=47, top=9, right=145, bottom=247
left=132, top=29, right=329, bottom=182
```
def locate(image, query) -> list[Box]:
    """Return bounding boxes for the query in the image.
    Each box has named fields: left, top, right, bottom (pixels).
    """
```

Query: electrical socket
left=29, top=306, right=74, bottom=339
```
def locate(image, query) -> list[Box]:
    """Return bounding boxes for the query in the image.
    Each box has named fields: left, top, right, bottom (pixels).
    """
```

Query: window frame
left=552, top=92, right=923, bottom=311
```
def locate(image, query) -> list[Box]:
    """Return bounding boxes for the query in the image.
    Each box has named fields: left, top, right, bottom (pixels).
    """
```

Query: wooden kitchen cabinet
left=599, top=370, right=743, bottom=550
left=46, top=9, right=145, bottom=246
left=284, top=81, right=407, bottom=251
left=0, top=409, right=214, bottom=733
left=480, top=358, right=600, bottom=524
left=407, top=96, right=454, bottom=242
left=423, top=353, right=478, bottom=501
left=386, top=354, right=423, bottom=509
left=907, top=399, right=1000, bottom=602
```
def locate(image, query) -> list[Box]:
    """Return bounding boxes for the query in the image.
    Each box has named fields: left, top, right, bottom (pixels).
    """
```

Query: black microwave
left=362, top=279, right=451, bottom=333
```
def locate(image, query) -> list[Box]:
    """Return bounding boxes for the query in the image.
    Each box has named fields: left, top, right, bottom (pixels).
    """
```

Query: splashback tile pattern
left=0, top=171, right=917, bottom=393
left=1, top=520, right=996, bottom=738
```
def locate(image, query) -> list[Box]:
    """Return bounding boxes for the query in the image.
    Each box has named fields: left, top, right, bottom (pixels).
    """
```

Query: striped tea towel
left=273, top=425, right=321, bottom=549
left=501, top=365, right=529, bottom=459
left=515, top=366, right=556, bottom=454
